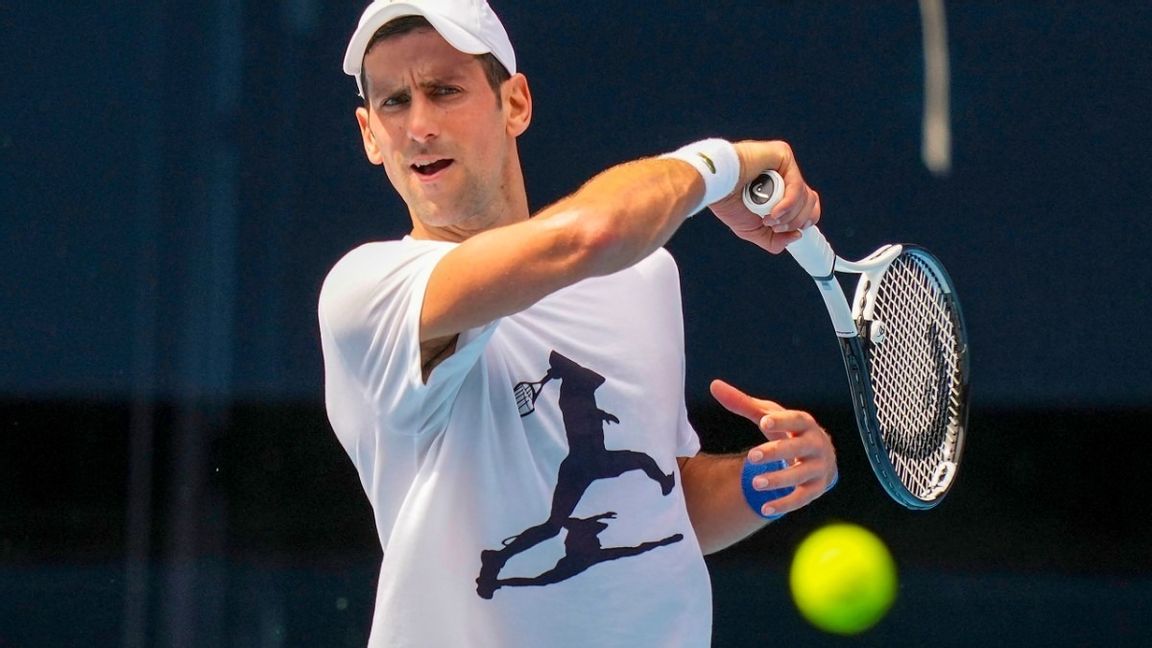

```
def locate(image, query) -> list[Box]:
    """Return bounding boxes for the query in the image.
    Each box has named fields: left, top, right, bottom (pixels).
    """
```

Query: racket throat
left=812, top=277, right=858, bottom=337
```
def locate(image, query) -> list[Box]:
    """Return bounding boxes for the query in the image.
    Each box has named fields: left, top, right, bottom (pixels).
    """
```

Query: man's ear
left=503, top=73, right=532, bottom=137
left=355, top=106, right=385, bottom=165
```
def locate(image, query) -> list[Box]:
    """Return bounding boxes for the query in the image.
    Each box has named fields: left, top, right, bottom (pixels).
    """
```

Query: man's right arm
left=420, top=140, right=820, bottom=343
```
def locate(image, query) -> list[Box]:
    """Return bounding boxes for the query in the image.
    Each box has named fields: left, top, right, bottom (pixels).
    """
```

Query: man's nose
left=406, top=94, right=439, bottom=143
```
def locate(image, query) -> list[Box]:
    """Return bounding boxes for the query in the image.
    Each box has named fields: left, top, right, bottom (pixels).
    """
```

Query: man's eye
left=432, top=86, right=460, bottom=96
left=381, top=93, right=409, bottom=108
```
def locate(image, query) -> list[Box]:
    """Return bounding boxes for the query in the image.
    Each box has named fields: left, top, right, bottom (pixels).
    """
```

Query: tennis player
left=319, top=1, right=838, bottom=645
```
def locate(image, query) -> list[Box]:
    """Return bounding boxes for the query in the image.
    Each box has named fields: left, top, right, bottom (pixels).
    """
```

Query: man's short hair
left=360, top=16, right=512, bottom=108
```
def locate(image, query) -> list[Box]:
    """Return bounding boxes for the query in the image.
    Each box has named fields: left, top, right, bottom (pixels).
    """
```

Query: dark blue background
left=3, top=2, right=1151, bottom=646
left=4, top=1, right=1150, bottom=407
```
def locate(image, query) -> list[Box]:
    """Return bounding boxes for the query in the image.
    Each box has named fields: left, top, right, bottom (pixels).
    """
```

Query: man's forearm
left=678, top=452, right=770, bottom=554
left=535, top=156, right=706, bottom=277
left=422, top=152, right=713, bottom=341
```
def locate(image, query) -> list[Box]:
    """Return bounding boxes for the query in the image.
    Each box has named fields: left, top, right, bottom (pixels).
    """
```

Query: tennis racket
left=513, top=373, right=552, bottom=417
left=743, top=170, right=969, bottom=509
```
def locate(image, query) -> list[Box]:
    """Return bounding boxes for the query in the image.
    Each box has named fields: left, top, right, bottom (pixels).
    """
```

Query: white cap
left=343, top=0, right=517, bottom=98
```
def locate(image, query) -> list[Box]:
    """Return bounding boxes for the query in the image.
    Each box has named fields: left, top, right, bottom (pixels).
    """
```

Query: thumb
left=709, top=379, right=783, bottom=424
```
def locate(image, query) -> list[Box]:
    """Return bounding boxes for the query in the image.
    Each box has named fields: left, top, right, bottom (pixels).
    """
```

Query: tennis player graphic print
left=476, top=350, right=683, bottom=599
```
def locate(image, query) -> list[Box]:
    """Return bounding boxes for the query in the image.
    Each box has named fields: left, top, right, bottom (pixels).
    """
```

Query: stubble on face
left=400, top=141, right=509, bottom=238
left=360, top=29, right=513, bottom=241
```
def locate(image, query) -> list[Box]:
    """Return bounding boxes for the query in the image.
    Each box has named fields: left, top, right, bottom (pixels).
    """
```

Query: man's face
left=355, top=27, right=514, bottom=237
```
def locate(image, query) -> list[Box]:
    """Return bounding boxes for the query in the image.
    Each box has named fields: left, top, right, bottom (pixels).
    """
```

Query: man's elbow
left=541, top=204, right=629, bottom=277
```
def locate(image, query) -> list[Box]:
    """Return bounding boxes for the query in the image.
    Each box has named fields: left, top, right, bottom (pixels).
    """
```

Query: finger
left=805, top=190, right=822, bottom=229
left=762, top=156, right=808, bottom=222
left=770, top=180, right=809, bottom=229
left=745, top=438, right=794, bottom=465
left=745, top=454, right=827, bottom=491
left=746, top=430, right=825, bottom=464
left=733, top=140, right=788, bottom=187
left=709, top=379, right=783, bottom=424
left=771, top=185, right=820, bottom=233
left=759, top=408, right=822, bottom=438
left=718, top=211, right=801, bottom=253
left=756, top=481, right=833, bottom=518
left=780, top=188, right=822, bottom=233
left=747, top=417, right=833, bottom=465
left=747, top=226, right=801, bottom=253
left=745, top=462, right=834, bottom=518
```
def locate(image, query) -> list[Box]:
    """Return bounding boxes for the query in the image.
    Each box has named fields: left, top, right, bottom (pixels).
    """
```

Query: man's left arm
left=678, top=380, right=838, bottom=554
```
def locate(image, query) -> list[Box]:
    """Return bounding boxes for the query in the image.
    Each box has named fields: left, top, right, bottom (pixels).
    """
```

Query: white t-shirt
left=319, top=237, right=711, bottom=647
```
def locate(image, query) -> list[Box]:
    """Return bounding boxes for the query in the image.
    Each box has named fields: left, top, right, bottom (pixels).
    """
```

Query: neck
left=409, top=147, right=530, bottom=243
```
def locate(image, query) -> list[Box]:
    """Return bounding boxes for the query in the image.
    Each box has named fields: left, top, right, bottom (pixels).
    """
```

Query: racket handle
left=742, top=171, right=836, bottom=278
left=785, top=225, right=837, bottom=279
left=742, top=170, right=785, bottom=216
left=792, top=227, right=857, bottom=337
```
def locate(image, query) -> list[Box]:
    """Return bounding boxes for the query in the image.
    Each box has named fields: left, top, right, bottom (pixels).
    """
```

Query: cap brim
left=342, top=2, right=491, bottom=77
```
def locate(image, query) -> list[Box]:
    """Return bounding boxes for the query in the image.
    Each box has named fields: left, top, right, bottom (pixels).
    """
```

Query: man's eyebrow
left=373, top=70, right=467, bottom=92
left=368, top=67, right=472, bottom=99
left=416, top=70, right=468, bottom=87
left=365, top=75, right=406, bottom=100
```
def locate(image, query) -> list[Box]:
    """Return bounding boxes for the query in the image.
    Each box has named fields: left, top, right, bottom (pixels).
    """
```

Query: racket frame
left=514, top=373, right=553, bottom=417
left=790, top=230, right=968, bottom=509
left=743, top=171, right=967, bottom=509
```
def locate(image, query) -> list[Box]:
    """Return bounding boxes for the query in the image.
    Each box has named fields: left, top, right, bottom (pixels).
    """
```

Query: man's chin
left=409, top=203, right=467, bottom=236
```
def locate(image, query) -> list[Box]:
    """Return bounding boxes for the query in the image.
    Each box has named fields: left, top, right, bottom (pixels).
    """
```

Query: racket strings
left=514, top=378, right=549, bottom=417
left=514, top=383, right=535, bottom=415
left=867, top=253, right=964, bottom=497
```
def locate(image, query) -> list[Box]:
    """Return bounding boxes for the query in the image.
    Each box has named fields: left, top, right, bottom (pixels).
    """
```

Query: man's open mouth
left=412, top=159, right=453, bottom=176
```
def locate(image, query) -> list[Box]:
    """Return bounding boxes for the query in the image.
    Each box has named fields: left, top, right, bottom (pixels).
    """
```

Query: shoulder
left=631, top=247, right=682, bottom=286
left=321, top=239, right=452, bottom=300
left=644, top=247, right=679, bottom=272
left=326, top=238, right=452, bottom=280
left=317, top=239, right=459, bottom=339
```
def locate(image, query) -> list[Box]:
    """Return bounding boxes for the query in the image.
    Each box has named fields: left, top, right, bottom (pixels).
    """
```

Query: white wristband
left=659, top=138, right=740, bottom=215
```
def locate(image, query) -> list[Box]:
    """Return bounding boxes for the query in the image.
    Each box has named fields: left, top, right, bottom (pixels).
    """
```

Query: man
left=319, top=1, right=838, bottom=645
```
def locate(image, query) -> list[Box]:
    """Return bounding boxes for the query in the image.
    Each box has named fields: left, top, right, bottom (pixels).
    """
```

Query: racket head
left=514, top=381, right=539, bottom=416
left=845, top=245, right=969, bottom=509
left=514, top=377, right=551, bottom=417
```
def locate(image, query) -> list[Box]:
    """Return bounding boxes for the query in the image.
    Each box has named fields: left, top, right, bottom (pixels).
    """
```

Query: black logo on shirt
left=476, top=351, right=683, bottom=599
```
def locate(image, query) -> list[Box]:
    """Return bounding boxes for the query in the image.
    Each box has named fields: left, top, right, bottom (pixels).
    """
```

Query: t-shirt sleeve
left=318, top=241, right=497, bottom=438
left=658, top=249, right=701, bottom=458
left=676, top=400, right=701, bottom=457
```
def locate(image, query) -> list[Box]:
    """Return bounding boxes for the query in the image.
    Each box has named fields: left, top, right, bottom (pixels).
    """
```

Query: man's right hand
left=707, top=140, right=822, bottom=254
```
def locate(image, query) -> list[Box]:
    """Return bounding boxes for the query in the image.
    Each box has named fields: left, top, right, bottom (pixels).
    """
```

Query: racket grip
left=742, top=170, right=785, bottom=216
left=742, top=170, right=836, bottom=278
left=741, top=459, right=794, bottom=520
left=786, top=226, right=836, bottom=279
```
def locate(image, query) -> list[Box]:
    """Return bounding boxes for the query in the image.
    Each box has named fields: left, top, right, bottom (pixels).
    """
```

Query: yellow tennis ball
left=789, top=522, right=898, bottom=635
